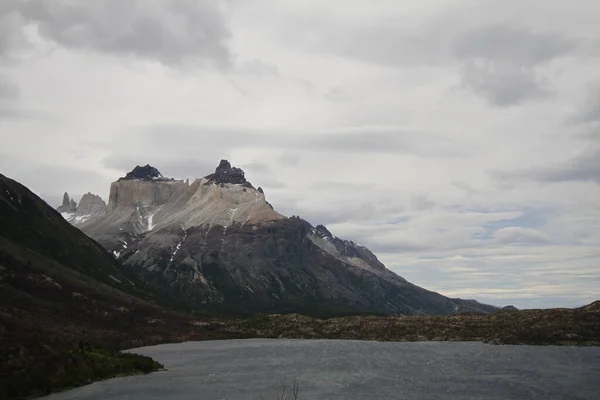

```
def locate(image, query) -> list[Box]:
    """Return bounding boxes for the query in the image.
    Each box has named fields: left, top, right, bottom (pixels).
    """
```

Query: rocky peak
left=204, top=159, right=253, bottom=188
left=315, top=224, right=334, bottom=240
left=57, top=192, right=77, bottom=213
left=76, top=192, right=106, bottom=216
left=118, top=165, right=169, bottom=182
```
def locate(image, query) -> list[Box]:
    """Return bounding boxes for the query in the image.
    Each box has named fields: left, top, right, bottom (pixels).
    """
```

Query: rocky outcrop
left=57, top=192, right=77, bottom=214
left=205, top=159, right=253, bottom=188
left=58, top=160, right=499, bottom=317
left=118, top=164, right=170, bottom=181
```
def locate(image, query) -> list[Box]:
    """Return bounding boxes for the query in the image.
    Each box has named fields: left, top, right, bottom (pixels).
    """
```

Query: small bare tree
left=260, top=378, right=300, bottom=400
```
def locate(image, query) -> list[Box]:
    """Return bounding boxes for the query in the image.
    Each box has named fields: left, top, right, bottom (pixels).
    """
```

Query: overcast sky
left=1, top=0, right=599, bottom=309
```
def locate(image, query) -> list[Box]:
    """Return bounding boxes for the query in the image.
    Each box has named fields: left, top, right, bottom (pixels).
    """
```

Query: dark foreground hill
left=0, top=173, right=240, bottom=398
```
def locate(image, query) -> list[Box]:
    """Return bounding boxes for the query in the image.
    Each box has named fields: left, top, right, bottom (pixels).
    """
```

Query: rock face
left=57, top=192, right=77, bottom=214
left=118, top=164, right=168, bottom=181
left=59, top=161, right=498, bottom=316
left=205, top=159, right=253, bottom=188
left=107, top=179, right=188, bottom=211
left=76, top=192, right=107, bottom=216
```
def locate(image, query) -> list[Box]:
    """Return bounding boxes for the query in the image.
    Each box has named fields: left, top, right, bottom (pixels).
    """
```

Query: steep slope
left=0, top=173, right=199, bottom=398
left=64, top=161, right=498, bottom=317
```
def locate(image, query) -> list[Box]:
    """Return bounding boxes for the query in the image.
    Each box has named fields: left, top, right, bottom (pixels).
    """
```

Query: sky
left=1, top=0, right=599, bottom=309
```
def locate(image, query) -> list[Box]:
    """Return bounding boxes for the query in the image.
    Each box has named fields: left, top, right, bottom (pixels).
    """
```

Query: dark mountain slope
left=0, top=174, right=214, bottom=398
left=0, top=174, right=146, bottom=296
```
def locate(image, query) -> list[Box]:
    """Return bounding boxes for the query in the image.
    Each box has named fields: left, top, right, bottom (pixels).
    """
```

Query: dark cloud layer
left=6, top=0, right=232, bottom=68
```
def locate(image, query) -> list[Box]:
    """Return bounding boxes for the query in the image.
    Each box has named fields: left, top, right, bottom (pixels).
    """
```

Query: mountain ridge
left=58, top=161, right=499, bottom=316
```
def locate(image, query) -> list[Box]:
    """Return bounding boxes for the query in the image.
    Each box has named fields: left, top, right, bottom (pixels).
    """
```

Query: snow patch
left=169, top=231, right=188, bottom=264
left=109, top=275, right=122, bottom=284
left=147, top=205, right=164, bottom=231
left=60, top=212, right=74, bottom=221
left=113, top=250, right=121, bottom=258
left=72, top=214, right=91, bottom=223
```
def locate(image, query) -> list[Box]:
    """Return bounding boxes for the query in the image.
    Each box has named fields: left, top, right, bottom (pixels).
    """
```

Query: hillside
left=0, top=173, right=210, bottom=398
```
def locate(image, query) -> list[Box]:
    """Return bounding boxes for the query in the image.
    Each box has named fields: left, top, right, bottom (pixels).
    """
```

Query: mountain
left=56, top=192, right=77, bottom=213
left=62, top=160, right=498, bottom=317
left=0, top=173, right=201, bottom=398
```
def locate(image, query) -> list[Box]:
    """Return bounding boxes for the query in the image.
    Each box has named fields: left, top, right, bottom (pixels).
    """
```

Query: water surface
left=47, top=339, right=600, bottom=400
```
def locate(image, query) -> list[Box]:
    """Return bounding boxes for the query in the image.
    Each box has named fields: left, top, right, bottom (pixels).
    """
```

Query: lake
left=46, top=339, right=600, bottom=400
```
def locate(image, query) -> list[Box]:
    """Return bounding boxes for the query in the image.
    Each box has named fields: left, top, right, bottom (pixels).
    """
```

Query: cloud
left=268, top=5, right=577, bottom=107
left=453, top=24, right=572, bottom=106
left=134, top=124, right=472, bottom=158
left=493, top=148, right=600, bottom=185
left=410, top=194, right=436, bottom=212
left=11, top=0, right=232, bottom=68
left=237, top=59, right=279, bottom=78
left=277, top=154, right=300, bottom=167
left=493, top=227, right=550, bottom=245
left=453, top=24, right=574, bottom=65
left=323, top=86, right=351, bottom=102
left=102, top=154, right=220, bottom=180
left=240, top=161, right=270, bottom=174
left=0, top=75, right=18, bottom=99
left=0, top=4, right=29, bottom=61
left=571, top=84, right=600, bottom=125
left=459, top=62, right=552, bottom=106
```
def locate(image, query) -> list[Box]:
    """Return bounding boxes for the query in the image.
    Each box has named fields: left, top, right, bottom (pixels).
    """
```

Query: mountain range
left=58, top=160, right=498, bottom=316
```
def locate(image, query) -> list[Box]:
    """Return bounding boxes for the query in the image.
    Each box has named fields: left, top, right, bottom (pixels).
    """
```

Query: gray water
left=46, top=339, right=600, bottom=400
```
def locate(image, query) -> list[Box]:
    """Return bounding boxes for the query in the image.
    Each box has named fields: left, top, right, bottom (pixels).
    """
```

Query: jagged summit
left=57, top=192, right=77, bottom=214
left=315, top=224, right=334, bottom=239
left=76, top=192, right=106, bottom=216
left=204, top=159, right=253, bottom=188
left=118, top=164, right=171, bottom=182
